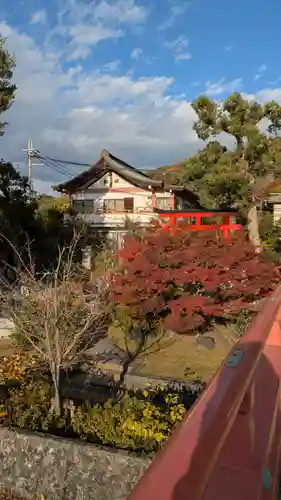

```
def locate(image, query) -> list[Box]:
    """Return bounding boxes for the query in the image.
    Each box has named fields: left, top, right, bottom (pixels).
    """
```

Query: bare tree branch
left=2, top=233, right=109, bottom=415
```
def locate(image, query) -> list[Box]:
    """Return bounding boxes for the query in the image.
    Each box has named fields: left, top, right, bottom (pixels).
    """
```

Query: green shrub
left=259, top=212, right=281, bottom=261
left=0, top=378, right=193, bottom=454
left=2, top=379, right=64, bottom=432
left=71, top=390, right=186, bottom=452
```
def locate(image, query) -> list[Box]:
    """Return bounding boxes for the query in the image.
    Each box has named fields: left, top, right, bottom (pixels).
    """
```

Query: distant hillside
left=37, top=194, right=68, bottom=213
left=143, top=160, right=187, bottom=185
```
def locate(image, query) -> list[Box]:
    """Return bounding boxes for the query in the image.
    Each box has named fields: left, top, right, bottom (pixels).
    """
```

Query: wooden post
left=223, top=214, right=230, bottom=239
left=169, top=191, right=175, bottom=210
left=152, top=192, right=156, bottom=211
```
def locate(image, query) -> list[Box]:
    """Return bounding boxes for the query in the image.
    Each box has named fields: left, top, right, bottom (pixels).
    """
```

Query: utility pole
left=22, top=138, right=43, bottom=195
left=27, top=137, right=32, bottom=184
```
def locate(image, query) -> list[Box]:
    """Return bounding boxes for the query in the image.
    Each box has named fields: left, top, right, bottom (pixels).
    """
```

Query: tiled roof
left=54, top=149, right=163, bottom=192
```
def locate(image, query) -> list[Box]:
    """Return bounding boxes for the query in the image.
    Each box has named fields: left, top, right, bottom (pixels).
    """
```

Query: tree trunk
left=247, top=205, right=261, bottom=250
left=51, top=370, right=61, bottom=416
left=54, top=383, right=61, bottom=416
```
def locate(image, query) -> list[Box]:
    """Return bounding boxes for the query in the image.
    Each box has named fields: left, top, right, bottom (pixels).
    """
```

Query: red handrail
left=156, top=210, right=242, bottom=238
left=128, top=286, right=281, bottom=500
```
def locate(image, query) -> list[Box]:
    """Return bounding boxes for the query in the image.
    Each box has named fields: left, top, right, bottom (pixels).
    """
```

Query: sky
left=0, top=0, right=280, bottom=194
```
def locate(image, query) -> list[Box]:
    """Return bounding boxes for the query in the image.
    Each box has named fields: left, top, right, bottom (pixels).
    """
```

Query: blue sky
left=0, top=0, right=280, bottom=193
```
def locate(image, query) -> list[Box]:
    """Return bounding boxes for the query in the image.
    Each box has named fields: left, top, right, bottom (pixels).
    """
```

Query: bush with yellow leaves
left=0, top=352, right=39, bottom=384
left=68, top=383, right=187, bottom=453
left=0, top=378, right=196, bottom=454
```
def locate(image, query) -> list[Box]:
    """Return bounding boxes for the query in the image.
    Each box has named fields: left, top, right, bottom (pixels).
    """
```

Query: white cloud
left=204, top=78, right=242, bottom=96
left=254, top=64, right=267, bottom=81
left=131, top=47, right=143, bottom=60
left=160, top=0, right=190, bottom=30
left=0, top=22, right=200, bottom=191
left=254, top=88, right=281, bottom=103
left=268, top=77, right=281, bottom=86
left=65, top=45, right=92, bottom=62
left=45, top=0, right=148, bottom=62
left=94, top=0, right=149, bottom=24
left=102, top=60, right=120, bottom=72
left=224, top=45, right=234, bottom=52
left=170, top=1, right=190, bottom=17
left=30, top=9, right=47, bottom=24
left=68, top=23, right=123, bottom=45
left=164, top=36, right=191, bottom=61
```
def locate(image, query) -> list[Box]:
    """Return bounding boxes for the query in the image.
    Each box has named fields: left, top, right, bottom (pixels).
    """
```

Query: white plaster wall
left=72, top=173, right=172, bottom=216
left=111, top=172, right=135, bottom=188
left=155, top=192, right=170, bottom=198
left=86, top=173, right=142, bottom=189
left=73, top=174, right=155, bottom=211
left=87, top=173, right=111, bottom=189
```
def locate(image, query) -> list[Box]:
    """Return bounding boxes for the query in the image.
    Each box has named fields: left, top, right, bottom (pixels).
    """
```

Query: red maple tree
left=110, top=228, right=278, bottom=334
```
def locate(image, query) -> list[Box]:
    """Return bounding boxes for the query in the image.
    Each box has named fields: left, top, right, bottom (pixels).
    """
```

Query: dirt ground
left=0, top=337, right=16, bottom=357
left=0, top=490, right=41, bottom=500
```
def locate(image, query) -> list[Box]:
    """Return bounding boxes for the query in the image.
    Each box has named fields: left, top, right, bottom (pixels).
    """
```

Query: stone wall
left=0, top=427, right=150, bottom=500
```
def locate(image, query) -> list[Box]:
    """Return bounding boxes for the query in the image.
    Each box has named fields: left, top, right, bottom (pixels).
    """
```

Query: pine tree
left=0, top=35, right=16, bottom=135
left=186, top=93, right=281, bottom=248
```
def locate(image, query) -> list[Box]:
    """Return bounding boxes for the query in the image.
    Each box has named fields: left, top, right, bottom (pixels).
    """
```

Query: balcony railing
left=128, top=285, right=281, bottom=500
left=65, top=211, right=157, bottom=227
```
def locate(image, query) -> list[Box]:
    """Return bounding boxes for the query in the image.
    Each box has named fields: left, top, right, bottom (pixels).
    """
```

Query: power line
left=36, top=156, right=73, bottom=179
left=23, top=143, right=88, bottom=186
left=43, top=156, right=90, bottom=167
left=34, top=153, right=84, bottom=177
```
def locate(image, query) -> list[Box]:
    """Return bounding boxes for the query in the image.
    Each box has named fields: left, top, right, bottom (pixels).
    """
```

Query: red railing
left=128, top=286, right=281, bottom=500
left=156, top=210, right=242, bottom=238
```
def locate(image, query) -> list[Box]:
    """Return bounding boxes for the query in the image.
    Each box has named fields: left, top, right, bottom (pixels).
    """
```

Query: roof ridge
left=102, top=149, right=154, bottom=180
left=55, top=150, right=164, bottom=192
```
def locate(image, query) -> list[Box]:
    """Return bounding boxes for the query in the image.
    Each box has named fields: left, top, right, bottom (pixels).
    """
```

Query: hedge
left=0, top=376, right=202, bottom=454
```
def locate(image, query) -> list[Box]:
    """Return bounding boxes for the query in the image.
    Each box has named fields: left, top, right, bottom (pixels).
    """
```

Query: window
left=124, top=197, right=134, bottom=212
left=156, top=197, right=170, bottom=209
left=103, top=198, right=134, bottom=212
left=72, top=200, right=84, bottom=213
left=83, top=200, right=94, bottom=213
left=94, top=199, right=104, bottom=213
left=72, top=199, right=94, bottom=213
left=104, top=199, right=123, bottom=212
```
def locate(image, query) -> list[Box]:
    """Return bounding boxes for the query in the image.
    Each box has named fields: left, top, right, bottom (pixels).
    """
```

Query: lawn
left=0, top=323, right=237, bottom=383
left=109, top=324, right=238, bottom=382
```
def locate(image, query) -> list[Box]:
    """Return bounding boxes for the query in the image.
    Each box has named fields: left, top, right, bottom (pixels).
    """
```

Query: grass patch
left=109, top=324, right=237, bottom=382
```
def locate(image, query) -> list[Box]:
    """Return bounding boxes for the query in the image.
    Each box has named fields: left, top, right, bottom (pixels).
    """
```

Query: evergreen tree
left=0, top=35, right=16, bottom=135
left=185, top=93, right=281, bottom=247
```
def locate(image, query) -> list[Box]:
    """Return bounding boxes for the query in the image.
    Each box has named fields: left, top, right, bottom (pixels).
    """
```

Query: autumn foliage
left=111, top=228, right=278, bottom=334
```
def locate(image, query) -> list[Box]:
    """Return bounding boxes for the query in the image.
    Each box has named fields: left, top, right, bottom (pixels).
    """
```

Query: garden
left=0, top=225, right=278, bottom=459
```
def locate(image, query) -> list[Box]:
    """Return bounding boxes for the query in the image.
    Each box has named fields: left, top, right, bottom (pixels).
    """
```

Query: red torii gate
left=155, top=209, right=242, bottom=238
